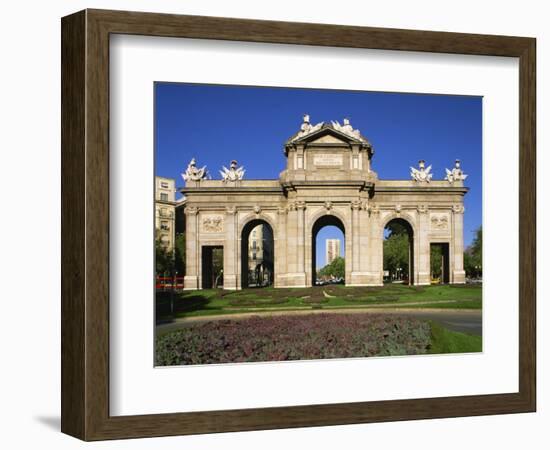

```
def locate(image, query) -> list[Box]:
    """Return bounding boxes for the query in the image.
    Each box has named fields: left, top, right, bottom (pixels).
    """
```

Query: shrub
left=374, top=295, right=399, bottom=302
left=228, top=297, right=288, bottom=307
left=301, top=297, right=329, bottom=304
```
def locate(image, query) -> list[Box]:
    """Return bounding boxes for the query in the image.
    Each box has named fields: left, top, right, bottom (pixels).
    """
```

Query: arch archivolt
left=306, top=205, right=350, bottom=236
left=379, top=210, right=418, bottom=237
left=237, top=211, right=278, bottom=238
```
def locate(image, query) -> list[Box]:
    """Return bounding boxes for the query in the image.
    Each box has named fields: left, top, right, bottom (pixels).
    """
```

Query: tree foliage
left=383, top=234, right=409, bottom=279
left=383, top=221, right=411, bottom=280
left=155, top=232, right=174, bottom=275
left=319, top=256, right=345, bottom=279
left=430, top=245, right=443, bottom=278
left=174, top=232, right=186, bottom=275
left=464, top=226, right=482, bottom=278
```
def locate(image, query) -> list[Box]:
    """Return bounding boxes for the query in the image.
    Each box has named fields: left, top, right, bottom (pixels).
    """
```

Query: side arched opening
left=311, top=215, right=346, bottom=286
left=240, top=220, right=275, bottom=288
left=383, top=218, right=415, bottom=285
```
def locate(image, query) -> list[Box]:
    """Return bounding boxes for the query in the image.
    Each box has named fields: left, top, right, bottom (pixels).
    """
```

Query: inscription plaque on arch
left=313, top=153, right=343, bottom=167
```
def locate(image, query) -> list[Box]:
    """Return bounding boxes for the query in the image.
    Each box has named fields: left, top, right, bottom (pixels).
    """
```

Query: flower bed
left=155, top=313, right=431, bottom=366
left=227, top=297, right=289, bottom=307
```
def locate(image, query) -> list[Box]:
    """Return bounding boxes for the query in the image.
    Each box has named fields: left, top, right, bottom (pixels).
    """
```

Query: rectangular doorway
left=201, top=246, right=224, bottom=289
left=430, top=243, right=450, bottom=284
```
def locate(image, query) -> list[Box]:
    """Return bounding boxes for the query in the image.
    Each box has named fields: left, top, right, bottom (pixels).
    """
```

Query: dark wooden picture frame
left=61, top=9, right=536, bottom=441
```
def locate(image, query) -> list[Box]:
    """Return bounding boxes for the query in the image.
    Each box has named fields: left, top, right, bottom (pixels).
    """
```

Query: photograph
left=153, top=83, right=483, bottom=366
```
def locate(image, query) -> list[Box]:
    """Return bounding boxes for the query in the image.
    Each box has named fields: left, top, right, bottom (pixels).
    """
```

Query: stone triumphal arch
left=181, top=116, right=468, bottom=290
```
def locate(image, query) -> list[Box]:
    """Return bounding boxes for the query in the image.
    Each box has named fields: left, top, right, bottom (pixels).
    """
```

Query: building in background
left=325, top=239, right=341, bottom=266
left=155, top=176, right=176, bottom=251
left=247, top=224, right=274, bottom=286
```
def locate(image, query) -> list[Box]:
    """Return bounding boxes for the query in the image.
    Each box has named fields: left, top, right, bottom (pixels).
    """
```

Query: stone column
left=351, top=200, right=360, bottom=272
left=286, top=202, right=297, bottom=276
left=296, top=201, right=307, bottom=283
left=416, top=206, right=431, bottom=285
left=359, top=201, right=370, bottom=274
left=349, top=200, right=366, bottom=285
left=223, top=206, right=238, bottom=290
left=452, top=204, right=466, bottom=284
left=275, top=207, right=287, bottom=287
left=183, top=206, right=199, bottom=290
left=284, top=201, right=306, bottom=287
left=366, top=205, right=383, bottom=286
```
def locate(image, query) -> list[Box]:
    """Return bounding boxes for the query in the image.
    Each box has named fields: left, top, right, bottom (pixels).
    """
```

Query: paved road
left=157, top=308, right=482, bottom=336
left=384, top=310, right=482, bottom=336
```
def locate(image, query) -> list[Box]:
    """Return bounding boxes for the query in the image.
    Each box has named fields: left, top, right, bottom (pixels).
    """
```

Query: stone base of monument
left=183, top=276, right=199, bottom=290
left=417, top=272, right=432, bottom=286
left=348, top=272, right=383, bottom=287
left=275, top=273, right=308, bottom=288
left=222, top=274, right=238, bottom=290
left=452, top=270, right=467, bottom=284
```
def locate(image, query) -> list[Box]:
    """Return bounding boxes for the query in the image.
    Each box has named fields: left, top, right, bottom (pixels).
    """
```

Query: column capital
left=417, top=204, right=429, bottom=214
left=351, top=200, right=362, bottom=211
left=295, top=201, right=306, bottom=211
left=368, top=204, right=380, bottom=215
left=184, top=206, right=199, bottom=216
left=225, top=206, right=237, bottom=215
left=452, top=204, right=465, bottom=214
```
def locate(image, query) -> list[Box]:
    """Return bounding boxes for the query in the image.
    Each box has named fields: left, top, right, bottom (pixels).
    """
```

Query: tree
left=155, top=230, right=174, bottom=275
left=471, top=226, right=482, bottom=256
left=430, top=245, right=443, bottom=279
left=211, top=247, right=224, bottom=287
left=319, top=257, right=345, bottom=279
left=464, top=226, right=482, bottom=278
left=383, top=232, right=409, bottom=280
left=174, top=232, right=186, bottom=276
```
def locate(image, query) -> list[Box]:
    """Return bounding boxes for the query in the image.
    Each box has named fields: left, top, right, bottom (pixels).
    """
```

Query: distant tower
left=325, top=239, right=341, bottom=266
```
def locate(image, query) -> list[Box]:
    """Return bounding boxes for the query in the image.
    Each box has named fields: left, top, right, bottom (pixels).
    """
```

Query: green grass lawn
left=156, top=283, right=482, bottom=320
left=428, top=321, right=482, bottom=353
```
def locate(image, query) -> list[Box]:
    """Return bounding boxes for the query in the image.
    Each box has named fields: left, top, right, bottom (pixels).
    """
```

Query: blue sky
left=155, top=83, right=482, bottom=267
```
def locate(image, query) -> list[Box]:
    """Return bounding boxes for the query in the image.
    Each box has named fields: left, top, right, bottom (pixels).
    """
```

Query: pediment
left=292, top=125, right=363, bottom=145
left=309, top=133, right=350, bottom=144
left=284, top=118, right=372, bottom=156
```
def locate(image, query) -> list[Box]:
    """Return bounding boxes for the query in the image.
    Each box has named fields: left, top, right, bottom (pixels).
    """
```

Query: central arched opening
left=241, top=220, right=274, bottom=288
left=383, top=218, right=415, bottom=285
left=312, top=215, right=345, bottom=286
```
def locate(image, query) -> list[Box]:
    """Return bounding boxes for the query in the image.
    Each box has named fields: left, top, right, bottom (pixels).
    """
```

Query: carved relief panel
left=201, top=214, right=224, bottom=233
left=430, top=213, right=450, bottom=231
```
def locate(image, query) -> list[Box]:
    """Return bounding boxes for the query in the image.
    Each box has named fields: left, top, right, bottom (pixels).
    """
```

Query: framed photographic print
left=61, top=9, right=536, bottom=441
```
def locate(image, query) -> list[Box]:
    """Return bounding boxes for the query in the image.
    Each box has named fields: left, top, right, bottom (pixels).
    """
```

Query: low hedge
left=228, top=297, right=289, bottom=307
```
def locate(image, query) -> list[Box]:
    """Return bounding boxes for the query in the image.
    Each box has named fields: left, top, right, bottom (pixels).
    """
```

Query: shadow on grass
left=156, top=291, right=220, bottom=323
left=156, top=284, right=482, bottom=321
